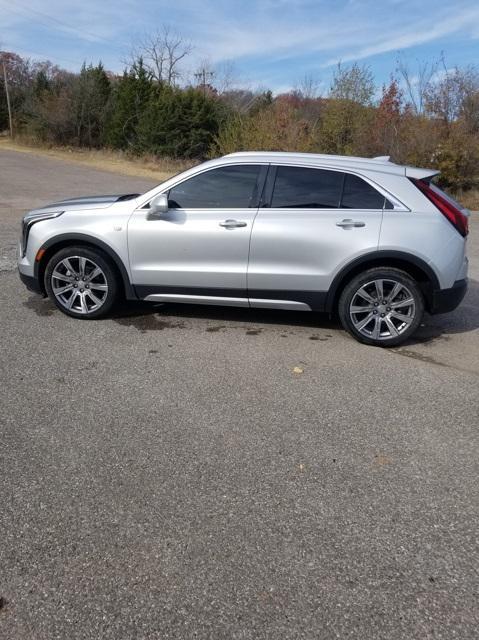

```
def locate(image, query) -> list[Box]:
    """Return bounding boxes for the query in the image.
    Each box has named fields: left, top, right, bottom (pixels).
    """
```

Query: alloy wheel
left=51, top=256, right=109, bottom=315
left=349, top=278, right=416, bottom=341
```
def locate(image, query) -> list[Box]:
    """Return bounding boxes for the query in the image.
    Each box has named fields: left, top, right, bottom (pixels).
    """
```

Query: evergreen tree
left=135, top=86, right=224, bottom=158
left=105, top=59, right=153, bottom=149
left=74, top=62, right=111, bottom=147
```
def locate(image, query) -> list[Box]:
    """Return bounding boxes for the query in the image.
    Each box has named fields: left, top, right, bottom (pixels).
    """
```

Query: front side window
left=168, top=165, right=261, bottom=209
left=271, top=166, right=343, bottom=208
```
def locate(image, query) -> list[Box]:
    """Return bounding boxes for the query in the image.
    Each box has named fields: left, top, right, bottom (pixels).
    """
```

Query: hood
left=31, top=193, right=140, bottom=214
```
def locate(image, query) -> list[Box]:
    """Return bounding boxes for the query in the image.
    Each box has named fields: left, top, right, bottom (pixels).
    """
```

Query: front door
left=128, top=164, right=266, bottom=305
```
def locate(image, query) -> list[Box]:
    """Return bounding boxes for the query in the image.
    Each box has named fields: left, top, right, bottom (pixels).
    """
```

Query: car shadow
left=109, top=278, right=479, bottom=343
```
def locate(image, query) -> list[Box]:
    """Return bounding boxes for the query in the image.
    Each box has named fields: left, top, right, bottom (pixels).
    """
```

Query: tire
left=44, top=245, right=119, bottom=319
left=338, top=267, right=424, bottom=347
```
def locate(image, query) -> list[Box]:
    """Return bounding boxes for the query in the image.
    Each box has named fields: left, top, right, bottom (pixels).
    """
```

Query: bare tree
left=425, top=57, right=479, bottom=126
left=295, top=73, right=321, bottom=99
left=213, top=60, right=238, bottom=94
left=396, top=55, right=439, bottom=114
left=131, top=26, right=192, bottom=85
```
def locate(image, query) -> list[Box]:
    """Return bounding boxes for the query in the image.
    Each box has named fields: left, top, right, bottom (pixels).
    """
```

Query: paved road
left=1, top=148, right=478, bottom=639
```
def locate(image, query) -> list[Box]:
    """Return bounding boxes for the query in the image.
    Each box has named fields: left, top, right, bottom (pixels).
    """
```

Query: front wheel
left=338, top=267, right=424, bottom=346
left=45, top=246, right=119, bottom=319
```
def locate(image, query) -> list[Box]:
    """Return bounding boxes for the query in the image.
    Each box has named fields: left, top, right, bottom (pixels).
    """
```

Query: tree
left=0, top=50, right=33, bottom=131
left=329, top=62, right=375, bottom=105
left=135, top=86, right=224, bottom=158
left=131, top=26, right=192, bottom=85
left=105, top=59, right=153, bottom=149
left=425, top=64, right=479, bottom=127
left=213, top=100, right=314, bottom=155
left=396, top=56, right=438, bottom=115
left=372, top=78, right=403, bottom=157
left=319, top=96, right=374, bottom=156
left=294, top=73, right=322, bottom=100
left=74, top=62, right=111, bottom=146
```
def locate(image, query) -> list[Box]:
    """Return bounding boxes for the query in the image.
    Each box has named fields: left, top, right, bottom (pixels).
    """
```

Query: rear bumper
left=430, top=279, right=467, bottom=314
left=19, top=270, right=44, bottom=295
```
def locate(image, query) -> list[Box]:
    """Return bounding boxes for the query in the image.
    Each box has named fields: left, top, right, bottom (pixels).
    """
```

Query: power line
left=0, top=0, right=128, bottom=51
left=0, top=42, right=105, bottom=68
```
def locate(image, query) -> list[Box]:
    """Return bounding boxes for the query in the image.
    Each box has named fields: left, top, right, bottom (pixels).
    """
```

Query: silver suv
left=18, top=152, right=469, bottom=346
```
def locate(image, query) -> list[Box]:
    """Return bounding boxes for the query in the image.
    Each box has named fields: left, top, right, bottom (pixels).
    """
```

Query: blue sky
left=1, top=0, right=478, bottom=93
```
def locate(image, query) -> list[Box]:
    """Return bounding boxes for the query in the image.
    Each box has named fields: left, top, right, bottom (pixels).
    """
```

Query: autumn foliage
left=1, top=51, right=478, bottom=195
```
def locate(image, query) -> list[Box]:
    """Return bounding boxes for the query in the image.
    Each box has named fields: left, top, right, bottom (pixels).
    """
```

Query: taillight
left=411, top=178, right=469, bottom=237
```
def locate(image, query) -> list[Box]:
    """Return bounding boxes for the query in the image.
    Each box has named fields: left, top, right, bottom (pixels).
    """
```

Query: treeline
left=1, top=47, right=479, bottom=193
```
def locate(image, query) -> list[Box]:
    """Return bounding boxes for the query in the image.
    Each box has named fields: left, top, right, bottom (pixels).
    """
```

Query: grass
left=455, top=189, right=479, bottom=211
left=0, top=135, right=195, bottom=182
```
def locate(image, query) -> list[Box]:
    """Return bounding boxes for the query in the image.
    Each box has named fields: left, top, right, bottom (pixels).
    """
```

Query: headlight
left=21, top=211, right=64, bottom=257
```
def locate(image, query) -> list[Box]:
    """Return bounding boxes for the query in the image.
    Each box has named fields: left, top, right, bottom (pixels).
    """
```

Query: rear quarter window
left=341, top=174, right=390, bottom=209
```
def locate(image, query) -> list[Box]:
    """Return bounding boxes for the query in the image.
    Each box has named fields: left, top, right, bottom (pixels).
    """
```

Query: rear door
left=247, top=165, right=388, bottom=309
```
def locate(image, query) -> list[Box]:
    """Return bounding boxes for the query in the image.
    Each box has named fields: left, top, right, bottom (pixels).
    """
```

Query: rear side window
left=168, top=165, right=261, bottom=208
left=341, top=174, right=389, bottom=209
left=271, top=166, right=343, bottom=208
left=270, top=166, right=392, bottom=209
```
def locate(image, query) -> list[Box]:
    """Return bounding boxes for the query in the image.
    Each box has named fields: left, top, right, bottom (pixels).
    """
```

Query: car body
left=18, top=152, right=469, bottom=346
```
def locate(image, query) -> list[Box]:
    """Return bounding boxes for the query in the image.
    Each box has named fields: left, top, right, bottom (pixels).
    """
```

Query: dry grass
left=455, top=189, right=479, bottom=211
left=0, top=136, right=195, bottom=181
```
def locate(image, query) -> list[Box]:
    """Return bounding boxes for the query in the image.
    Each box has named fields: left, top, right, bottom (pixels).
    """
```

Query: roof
left=222, top=151, right=438, bottom=180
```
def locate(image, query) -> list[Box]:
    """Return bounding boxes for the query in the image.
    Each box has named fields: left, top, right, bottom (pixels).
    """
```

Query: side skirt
left=135, top=285, right=328, bottom=312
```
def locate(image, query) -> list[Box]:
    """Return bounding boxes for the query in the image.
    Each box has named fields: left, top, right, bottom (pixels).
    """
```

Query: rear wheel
left=338, top=267, right=424, bottom=346
left=45, top=246, right=119, bottom=319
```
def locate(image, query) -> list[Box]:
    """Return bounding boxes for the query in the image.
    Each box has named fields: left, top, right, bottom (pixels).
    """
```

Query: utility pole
left=194, top=67, right=214, bottom=96
left=2, top=58, right=13, bottom=138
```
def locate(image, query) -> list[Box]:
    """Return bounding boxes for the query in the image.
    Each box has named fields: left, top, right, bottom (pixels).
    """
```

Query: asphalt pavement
left=1, top=148, right=478, bottom=639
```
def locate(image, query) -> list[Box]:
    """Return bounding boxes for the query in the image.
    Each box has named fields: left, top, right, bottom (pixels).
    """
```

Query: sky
left=1, top=0, right=478, bottom=94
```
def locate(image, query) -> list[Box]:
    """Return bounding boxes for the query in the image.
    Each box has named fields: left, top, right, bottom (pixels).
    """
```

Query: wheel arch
left=34, top=233, right=137, bottom=300
left=325, top=251, right=440, bottom=314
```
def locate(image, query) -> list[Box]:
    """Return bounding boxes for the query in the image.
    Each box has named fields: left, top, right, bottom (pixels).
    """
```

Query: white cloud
left=0, top=0, right=478, bottom=79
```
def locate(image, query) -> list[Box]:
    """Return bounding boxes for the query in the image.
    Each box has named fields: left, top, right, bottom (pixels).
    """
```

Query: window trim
left=262, top=163, right=409, bottom=212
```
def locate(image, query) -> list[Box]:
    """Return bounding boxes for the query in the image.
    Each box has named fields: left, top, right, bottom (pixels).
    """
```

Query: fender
left=35, top=233, right=138, bottom=300
left=324, top=250, right=440, bottom=313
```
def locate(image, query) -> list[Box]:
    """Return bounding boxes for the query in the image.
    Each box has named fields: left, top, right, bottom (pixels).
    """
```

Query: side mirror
left=149, top=193, right=169, bottom=215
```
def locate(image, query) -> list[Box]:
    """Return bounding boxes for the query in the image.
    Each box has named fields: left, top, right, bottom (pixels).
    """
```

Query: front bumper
left=19, top=270, right=44, bottom=296
left=430, top=279, right=468, bottom=314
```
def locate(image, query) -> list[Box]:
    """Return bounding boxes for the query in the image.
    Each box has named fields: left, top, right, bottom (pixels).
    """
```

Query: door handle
left=219, top=219, right=247, bottom=228
left=336, top=219, right=366, bottom=228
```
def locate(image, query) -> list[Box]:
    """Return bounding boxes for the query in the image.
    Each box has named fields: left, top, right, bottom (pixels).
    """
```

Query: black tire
left=338, top=267, right=424, bottom=347
left=44, top=245, right=119, bottom=319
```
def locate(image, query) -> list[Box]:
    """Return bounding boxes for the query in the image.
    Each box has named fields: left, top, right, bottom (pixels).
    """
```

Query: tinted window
left=168, top=165, right=261, bottom=208
left=341, top=174, right=387, bottom=209
left=271, top=166, right=343, bottom=208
